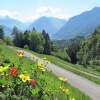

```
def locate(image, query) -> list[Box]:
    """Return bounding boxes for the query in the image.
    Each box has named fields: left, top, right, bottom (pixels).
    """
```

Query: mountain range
left=0, top=7, right=100, bottom=39
left=52, top=7, right=100, bottom=39
left=0, top=16, right=66, bottom=36
left=0, top=16, right=30, bottom=36
left=28, top=16, right=66, bottom=36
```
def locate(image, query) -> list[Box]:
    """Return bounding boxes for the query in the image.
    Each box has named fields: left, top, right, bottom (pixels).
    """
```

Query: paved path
left=17, top=50, right=100, bottom=100
left=55, top=61, right=100, bottom=79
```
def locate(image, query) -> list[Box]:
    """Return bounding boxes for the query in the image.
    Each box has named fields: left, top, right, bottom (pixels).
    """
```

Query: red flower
left=18, top=52, right=24, bottom=57
left=30, top=79, right=36, bottom=87
left=10, top=67, right=18, bottom=77
left=0, top=64, right=3, bottom=66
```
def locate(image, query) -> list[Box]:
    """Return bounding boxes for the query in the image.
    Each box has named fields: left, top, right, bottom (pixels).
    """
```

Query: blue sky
left=0, top=0, right=100, bottom=22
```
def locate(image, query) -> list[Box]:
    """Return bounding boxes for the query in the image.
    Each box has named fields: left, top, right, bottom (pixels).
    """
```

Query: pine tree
left=42, top=30, right=51, bottom=55
left=0, top=27, right=4, bottom=40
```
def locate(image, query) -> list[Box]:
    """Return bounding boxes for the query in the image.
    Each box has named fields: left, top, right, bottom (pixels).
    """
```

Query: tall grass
left=0, top=45, right=90, bottom=100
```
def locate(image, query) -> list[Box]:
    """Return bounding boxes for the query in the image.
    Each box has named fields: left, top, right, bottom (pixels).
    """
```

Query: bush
left=24, top=45, right=29, bottom=49
left=0, top=39, right=5, bottom=45
left=51, top=51, right=70, bottom=62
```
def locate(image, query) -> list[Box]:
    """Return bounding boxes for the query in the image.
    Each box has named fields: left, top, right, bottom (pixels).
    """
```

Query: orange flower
left=18, top=52, right=24, bottom=57
left=10, top=67, right=18, bottom=77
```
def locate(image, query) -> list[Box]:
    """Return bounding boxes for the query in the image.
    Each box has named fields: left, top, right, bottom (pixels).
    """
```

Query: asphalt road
left=55, top=61, right=100, bottom=79
left=18, top=50, right=100, bottom=100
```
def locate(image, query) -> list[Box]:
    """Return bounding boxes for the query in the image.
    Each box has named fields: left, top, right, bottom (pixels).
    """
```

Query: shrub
left=51, top=51, right=70, bottom=62
left=24, top=45, right=29, bottom=49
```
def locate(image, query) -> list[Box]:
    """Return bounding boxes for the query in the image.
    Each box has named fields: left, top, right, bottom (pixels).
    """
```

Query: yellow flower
left=70, top=97, right=75, bottom=100
left=0, top=66, right=9, bottom=72
left=62, top=88, right=69, bottom=94
left=42, top=57, right=46, bottom=60
left=37, top=61, right=43, bottom=67
left=32, top=55, right=35, bottom=58
left=37, top=61, right=46, bottom=72
left=0, top=67, right=3, bottom=72
left=59, top=77, right=67, bottom=82
left=39, top=67, right=46, bottom=72
left=3, top=66, right=9, bottom=71
left=60, top=86, right=70, bottom=94
left=19, top=73, right=31, bottom=82
left=18, top=52, right=24, bottom=57
left=46, top=60, right=51, bottom=64
left=50, top=68, right=54, bottom=72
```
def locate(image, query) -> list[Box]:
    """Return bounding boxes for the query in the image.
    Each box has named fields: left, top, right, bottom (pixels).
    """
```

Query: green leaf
left=30, top=87, right=39, bottom=95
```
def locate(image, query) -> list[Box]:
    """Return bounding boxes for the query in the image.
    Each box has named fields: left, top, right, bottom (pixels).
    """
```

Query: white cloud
left=37, top=6, right=61, bottom=14
left=0, top=10, right=20, bottom=19
left=0, top=7, right=68, bottom=22
left=36, top=6, right=68, bottom=20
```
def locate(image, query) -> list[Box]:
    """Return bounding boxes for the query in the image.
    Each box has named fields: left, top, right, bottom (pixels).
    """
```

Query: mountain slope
left=0, top=16, right=31, bottom=36
left=28, top=16, right=66, bottom=36
left=77, top=26, right=100, bottom=70
left=0, top=16, right=26, bottom=30
left=53, top=7, right=100, bottom=39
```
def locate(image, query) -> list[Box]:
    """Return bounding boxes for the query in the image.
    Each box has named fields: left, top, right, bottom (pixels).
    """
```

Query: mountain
left=0, top=16, right=29, bottom=30
left=0, top=16, right=31, bottom=36
left=28, top=16, right=66, bottom=36
left=53, top=7, right=100, bottom=39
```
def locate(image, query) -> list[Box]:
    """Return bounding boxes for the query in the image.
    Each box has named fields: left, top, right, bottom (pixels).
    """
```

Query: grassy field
left=0, top=44, right=90, bottom=100
left=13, top=47, right=100, bottom=85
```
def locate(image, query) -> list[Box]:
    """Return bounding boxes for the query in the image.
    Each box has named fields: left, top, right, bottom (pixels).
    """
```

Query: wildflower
left=0, top=66, right=4, bottom=72
left=62, top=88, right=69, bottom=94
left=3, top=66, right=9, bottom=71
left=37, top=61, right=43, bottom=67
left=50, top=68, right=54, bottom=72
left=30, top=79, right=36, bottom=87
left=32, top=55, right=35, bottom=58
left=60, top=86, right=70, bottom=94
left=19, top=73, right=31, bottom=82
left=70, top=97, right=75, bottom=100
left=42, top=57, right=46, bottom=60
left=37, top=61, right=46, bottom=72
left=0, top=64, right=3, bottom=66
left=46, top=60, right=51, bottom=64
left=18, top=52, right=24, bottom=57
left=10, top=67, right=18, bottom=77
left=0, top=66, right=9, bottom=72
left=39, top=67, right=46, bottom=72
left=59, top=77, right=67, bottom=82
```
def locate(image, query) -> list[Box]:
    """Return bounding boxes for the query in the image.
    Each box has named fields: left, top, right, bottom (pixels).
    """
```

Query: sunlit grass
left=14, top=46, right=100, bottom=84
left=0, top=45, right=90, bottom=100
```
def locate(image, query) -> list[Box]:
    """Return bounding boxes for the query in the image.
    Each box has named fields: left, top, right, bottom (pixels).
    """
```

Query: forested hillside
left=77, top=27, right=100, bottom=71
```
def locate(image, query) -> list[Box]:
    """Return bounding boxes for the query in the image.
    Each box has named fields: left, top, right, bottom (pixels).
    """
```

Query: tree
left=24, top=30, right=30, bottom=46
left=77, top=26, right=100, bottom=69
left=12, top=26, right=19, bottom=46
left=4, top=36, right=13, bottom=45
left=42, top=30, right=51, bottom=55
left=67, top=43, right=80, bottom=64
left=0, top=26, right=4, bottom=40
left=29, top=30, right=45, bottom=53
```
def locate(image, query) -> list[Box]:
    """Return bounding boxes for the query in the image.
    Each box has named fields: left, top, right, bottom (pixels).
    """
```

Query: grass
left=13, top=47, right=100, bottom=84
left=0, top=44, right=90, bottom=100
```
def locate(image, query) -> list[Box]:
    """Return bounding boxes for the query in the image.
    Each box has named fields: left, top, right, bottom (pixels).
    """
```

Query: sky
left=0, top=0, right=100, bottom=22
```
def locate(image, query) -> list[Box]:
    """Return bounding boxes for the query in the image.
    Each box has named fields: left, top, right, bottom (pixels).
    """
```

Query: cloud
left=0, top=7, right=68, bottom=22
left=37, top=6, right=61, bottom=14
left=0, top=10, right=20, bottom=19
left=36, top=6, right=68, bottom=20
